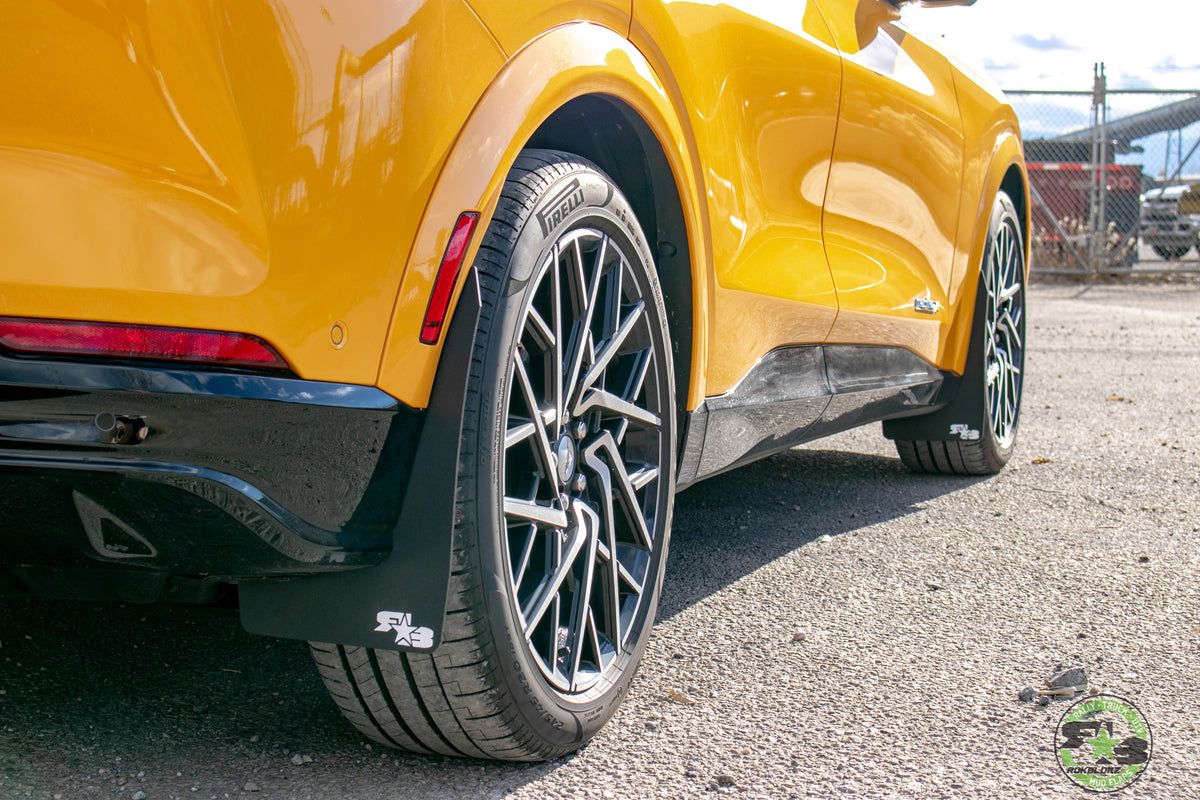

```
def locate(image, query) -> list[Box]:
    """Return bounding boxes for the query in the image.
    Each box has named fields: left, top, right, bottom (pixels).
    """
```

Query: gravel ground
left=1, top=280, right=1198, bottom=799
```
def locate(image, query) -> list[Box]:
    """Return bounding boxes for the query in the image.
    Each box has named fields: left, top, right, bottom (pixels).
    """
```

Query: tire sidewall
left=469, top=158, right=675, bottom=750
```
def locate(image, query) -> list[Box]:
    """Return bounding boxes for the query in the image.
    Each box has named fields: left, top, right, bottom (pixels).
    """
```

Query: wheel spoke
left=564, top=236, right=607, bottom=411
left=594, top=530, right=623, bottom=647
left=503, top=497, right=569, bottom=529
left=614, top=350, right=654, bottom=445
left=566, top=503, right=600, bottom=690
left=521, top=515, right=588, bottom=637
left=580, top=300, right=646, bottom=396
left=549, top=246, right=565, bottom=440
left=513, top=353, right=560, bottom=489
left=627, top=463, right=660, bottom=492
left=586, top=431, right=655, bottom=552
left=505, top=421, right=536, bottom=449
left=512, top=522, right=537, bottom=589
left=999, top=280, right=1022, bottom=305
left=575, top=387, right=660, bottom=429
left=524, top=305, right=555, bottom=353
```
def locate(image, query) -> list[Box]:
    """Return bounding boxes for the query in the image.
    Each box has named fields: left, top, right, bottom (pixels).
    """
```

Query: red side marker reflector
left=421, top=212, right=480, bottom=345
left=0, top=318, right=288, bottom=369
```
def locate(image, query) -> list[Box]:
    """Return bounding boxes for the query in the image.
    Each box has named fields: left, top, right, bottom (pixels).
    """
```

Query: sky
left=900, top=0, right=1200, bottom=91
left=901, top=1, right=1200, bottom=178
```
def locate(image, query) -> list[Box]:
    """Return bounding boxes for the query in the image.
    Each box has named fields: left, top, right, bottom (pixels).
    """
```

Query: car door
left=813, top=0, right=965, bottom=363
left=631, top=0, right=844, bottom=396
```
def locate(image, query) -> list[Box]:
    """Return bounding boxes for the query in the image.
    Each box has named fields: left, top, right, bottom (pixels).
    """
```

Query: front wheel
left=895, top=190, right=1026, bottom=475
left=312, top=150, right=676, bottom=761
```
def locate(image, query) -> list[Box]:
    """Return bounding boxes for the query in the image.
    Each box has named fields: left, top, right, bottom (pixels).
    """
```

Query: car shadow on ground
left=660, top=447, right=987, bottom=621
left=0, top=447, right=985, bottom=796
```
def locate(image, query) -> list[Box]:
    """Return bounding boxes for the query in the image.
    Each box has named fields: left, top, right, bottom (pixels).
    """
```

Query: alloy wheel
left=983, top=214, right=1024, bottom=448
left=501, top=226, right=669, bottom=696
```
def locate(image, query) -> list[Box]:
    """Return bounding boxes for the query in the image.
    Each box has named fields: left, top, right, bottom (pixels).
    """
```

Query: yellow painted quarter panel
left=632, top=1, right=843, bottom=395
left=376, top=23, right=712, bottom=409
left=0, top=0, right=504, bottom=384
left=0, top=2, right=265, bottom=310
left=465, top=0, right=631, bottom=54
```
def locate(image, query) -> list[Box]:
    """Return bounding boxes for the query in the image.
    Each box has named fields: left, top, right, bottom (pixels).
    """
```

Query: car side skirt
left=677, top=345, right=948, bottom=489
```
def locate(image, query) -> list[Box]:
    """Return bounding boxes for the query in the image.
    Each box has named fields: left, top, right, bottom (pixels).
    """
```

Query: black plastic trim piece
left=0, top=355, right=397, bottom=409
left=239, top=268, right=484, bottom=652
left=679, top=345, right=946, bottom=485
left=0, top=343, right=424, bottom=582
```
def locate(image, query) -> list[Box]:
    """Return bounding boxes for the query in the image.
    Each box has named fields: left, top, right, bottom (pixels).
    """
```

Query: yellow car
left=0, top=0, right=1026, bottom=760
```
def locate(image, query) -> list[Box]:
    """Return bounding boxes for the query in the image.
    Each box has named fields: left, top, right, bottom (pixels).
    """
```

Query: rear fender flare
left=376, top=22, right=712, bottom=411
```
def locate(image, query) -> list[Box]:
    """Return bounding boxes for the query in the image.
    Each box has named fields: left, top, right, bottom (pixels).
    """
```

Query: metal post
left=1096, top=63, right=1108, bottom=270
left=1163, top=130, right=1172, bottom=181
left=1087, top=64, right=1102, bottom=272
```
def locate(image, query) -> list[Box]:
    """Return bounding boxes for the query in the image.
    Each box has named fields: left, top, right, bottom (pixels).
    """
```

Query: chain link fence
left=1007, top=66, right=1200, bottom=274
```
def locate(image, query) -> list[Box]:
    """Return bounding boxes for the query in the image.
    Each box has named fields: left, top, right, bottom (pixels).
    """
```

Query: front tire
left=895, top=190, right=1026, bottom=475
left=312, top=150, right=676, bottom=761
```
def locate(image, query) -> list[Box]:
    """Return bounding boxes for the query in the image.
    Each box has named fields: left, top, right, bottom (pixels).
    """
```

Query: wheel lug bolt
left=569, top=473, right=587, bottom=493
left=570, top=420, right=587, bottom=440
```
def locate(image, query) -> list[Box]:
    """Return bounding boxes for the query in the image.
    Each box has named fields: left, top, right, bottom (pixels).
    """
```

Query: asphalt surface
left=2, top=280, right=1199, bottom=799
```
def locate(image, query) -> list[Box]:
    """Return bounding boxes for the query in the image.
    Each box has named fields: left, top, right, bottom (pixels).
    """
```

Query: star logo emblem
left=374, top=611, right=434, bottom=649
left=1087, top=726, right=1122, bottom=762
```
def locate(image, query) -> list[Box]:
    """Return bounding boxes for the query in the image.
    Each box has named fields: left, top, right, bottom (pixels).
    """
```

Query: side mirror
left=887, top=0, right=977, bottom=6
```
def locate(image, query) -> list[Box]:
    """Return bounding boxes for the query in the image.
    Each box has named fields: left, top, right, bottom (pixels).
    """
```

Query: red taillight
left=421, top=212, right=480, bottom=345
left=0, top=318, right=288, bottom=369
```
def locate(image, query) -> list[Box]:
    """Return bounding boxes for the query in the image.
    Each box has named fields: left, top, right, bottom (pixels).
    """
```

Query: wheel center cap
left=554, top=435, right=576, bottom=484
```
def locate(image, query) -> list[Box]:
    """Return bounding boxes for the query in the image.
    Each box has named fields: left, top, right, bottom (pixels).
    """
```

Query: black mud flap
left=883, top=277, right=987, bottom=443
left=239, top=271, right=481, bottom=653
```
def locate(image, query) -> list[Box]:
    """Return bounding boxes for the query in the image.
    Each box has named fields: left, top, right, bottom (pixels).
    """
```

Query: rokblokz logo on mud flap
left=375, top=610, right=434, bottom=649
left=1054, top=694, right=1152, bottom=792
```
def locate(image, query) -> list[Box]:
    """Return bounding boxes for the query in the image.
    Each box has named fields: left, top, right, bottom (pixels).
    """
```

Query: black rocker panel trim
left=677, top=345, right=946, bottom=488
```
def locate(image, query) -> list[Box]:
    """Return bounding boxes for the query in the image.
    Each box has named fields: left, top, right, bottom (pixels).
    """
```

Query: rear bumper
left=0, top=354, right=424, bottom=581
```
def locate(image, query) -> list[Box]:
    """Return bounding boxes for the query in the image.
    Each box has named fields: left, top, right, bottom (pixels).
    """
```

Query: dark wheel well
left=526, top=95, right=694, bottom=446
left=1000, top=164, right=1028, bottom=256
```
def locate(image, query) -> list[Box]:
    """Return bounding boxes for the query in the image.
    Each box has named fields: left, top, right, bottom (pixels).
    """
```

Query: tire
left=1151, top=244, right=1190, bottom=261
left=311, top=150, right=676, bottom=761
left=895, top=190, right=1025, bottom=475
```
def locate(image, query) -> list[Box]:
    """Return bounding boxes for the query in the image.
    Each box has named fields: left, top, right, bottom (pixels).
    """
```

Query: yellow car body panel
left=464, top=0, right=632, bottom=54
left=0, top=0, right=1025, bottom=407
left=811, top=0, right=963, bottom=364
left=942, top=68, right=1028, bottom=375
left=0, top=0, right=505, bottom=387
left=631, top=1, right=843, bottom=395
